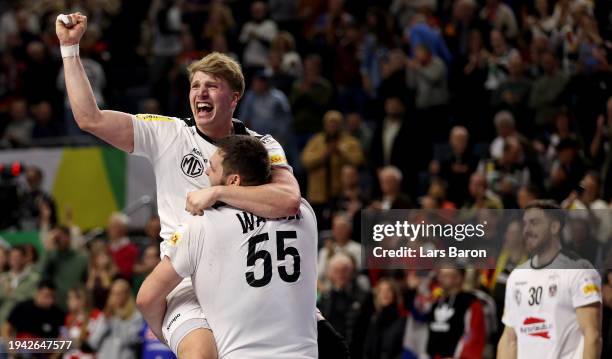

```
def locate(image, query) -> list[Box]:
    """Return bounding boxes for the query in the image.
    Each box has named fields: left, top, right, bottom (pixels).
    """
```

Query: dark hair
left=520, top=183, right=541, bottom=198
left=38, top=279, right=56, bottom=291
left=10, top=245, right=27, bottom=256
left=216, top=135, right=271, bottom=186
left=524, top=199, right=565, bottom=229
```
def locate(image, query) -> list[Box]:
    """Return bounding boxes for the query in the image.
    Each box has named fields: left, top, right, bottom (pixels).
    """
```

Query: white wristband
left=60, top=44, right=79, bottom=58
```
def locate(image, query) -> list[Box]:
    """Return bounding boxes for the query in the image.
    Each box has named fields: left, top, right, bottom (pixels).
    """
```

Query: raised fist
left=56, top=12, right=87, bottom=46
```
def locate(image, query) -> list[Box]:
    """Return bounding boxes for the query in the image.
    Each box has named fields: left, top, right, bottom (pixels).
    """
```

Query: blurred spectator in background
left=432, top=125, right=478, bottom=207
left=291, top=54, right=333, bottom=142
left=489, top=111, right=524, bottom=160
left=132, top=245, right=160, bottom=295
left=318, top=213, right=363, bottom=282
left=425, top=178, right=457, bottom=210
left=464, top=172, right=503, bottom=209
left=536, top=109, right=581, bottom=172
left=22, top=40, right=61, bottom=107
left=302, top=110, right=363, bottom=221
left=334, top=23, right=365, bottom=114
left=239, top=1, right=278, bottom=78
left=31, top=100, right=62, bottom=140
left=0, top=245, right=40, bottom=323
left=590, top=97, right=612, bottom=201
left=63, top=287, right=102, bottom=358
left=18, top=165, right=57, bottom=230
left=529, top=49, right=569, bottom=132
left=345, top=112, right=372, bottom=155
left=517, top=183, right=541, bottom=208
left=265, top=49, right=297, bottom=96
left=484, top=29, right=519, bottom=92
left=328, top=164, right=368, bottom=229
left=148, top=0, right=183, bottom=84
left=2, top=280, right=64, bottom=340
left=371, top=96, right=430, bottom=198
left=490, top=53, right=532, bottom=133
left=482, top=136, right=531, bottom=208
left=360, top=7, right=396, bottom=98
left=271, top=31, right=303, bottom=79
left=86, top=249, right=118, bottom=311
left=363, top=278, right=406, bottom=359
left=479, top=0, right=518, bottom=40
left=548, top=137, right=588, bottom=203
left=318, top=253, right=374, bottom=359
left=88, top=279, right=143, bottom=359
left=1, top=98, right=34, bottom=148
left=424, top=268, right=486, bottom=359
left=239, top=69, right=293, bottom=148
left=200, top=2, right=236, bottom=51
left=451, top=29, right=489, bottom=137
left=106, top=213, right=138, bottom=281
left=268, top=0, right=299, bottom=34
left=370, top=166, right=412, bottom=210
left=40, top=226, right=89, bottom=312
left=563, top=171, right=611, bottom=245
left=0, top=243, right=8, bottom=273
left=407, top=44, right=449, bottom=141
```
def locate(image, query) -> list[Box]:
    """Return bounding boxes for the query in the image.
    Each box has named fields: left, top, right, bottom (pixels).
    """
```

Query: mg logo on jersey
left=520, top=317, right=552, bottom=339
left=181, top=154, right=204, bottom=177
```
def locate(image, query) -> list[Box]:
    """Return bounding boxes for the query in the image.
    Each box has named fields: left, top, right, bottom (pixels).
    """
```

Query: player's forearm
left=138, top=296, right=167, bottom=343
left=216, top=181, right=301, bottom=218
left=496, top=332, right=516, bottom=359
left=62, top=56, right=104, bottom=131
left=582, top=330, right=601, bottom=359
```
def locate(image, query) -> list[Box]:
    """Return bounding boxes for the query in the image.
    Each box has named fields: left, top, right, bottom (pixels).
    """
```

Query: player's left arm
left=218, top=167, right=300, bottom=216
left=136, top=258, right=183, bottom=343
left=576, top=302, right=602, bottom=359
left=187, top=167, right=301, bottom=218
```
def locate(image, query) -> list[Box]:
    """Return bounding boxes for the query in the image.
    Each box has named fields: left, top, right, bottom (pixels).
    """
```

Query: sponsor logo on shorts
left=167, top=313, right=181, bottom=330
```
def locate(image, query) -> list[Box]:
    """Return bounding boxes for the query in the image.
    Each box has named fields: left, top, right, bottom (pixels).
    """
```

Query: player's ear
left=550, top=220, right=561, bottom=236
left=226, top=174, right=240, bottom=186
left=231, top=92, right=240, bottom=108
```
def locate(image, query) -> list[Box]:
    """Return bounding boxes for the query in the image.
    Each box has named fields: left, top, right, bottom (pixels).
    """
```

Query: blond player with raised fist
left=56, top=10, right=306, bottom=359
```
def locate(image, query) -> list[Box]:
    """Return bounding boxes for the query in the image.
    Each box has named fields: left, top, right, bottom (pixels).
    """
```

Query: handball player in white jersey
left=138, top=135, right=318, bottom=358
left=56, top=13, right=302, bottom=358
left=497, top=200, right=602, bottom=359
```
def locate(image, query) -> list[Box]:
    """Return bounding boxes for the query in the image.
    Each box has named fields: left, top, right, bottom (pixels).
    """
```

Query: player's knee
left=177, top=328, right=217, bottom=359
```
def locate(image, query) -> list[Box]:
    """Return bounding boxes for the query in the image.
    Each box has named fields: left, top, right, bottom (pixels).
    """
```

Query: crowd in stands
left=1, top=0, right=612, bottom=357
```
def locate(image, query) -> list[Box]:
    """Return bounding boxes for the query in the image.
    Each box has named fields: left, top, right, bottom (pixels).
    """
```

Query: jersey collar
left=189, top=118, right=249, bottom=144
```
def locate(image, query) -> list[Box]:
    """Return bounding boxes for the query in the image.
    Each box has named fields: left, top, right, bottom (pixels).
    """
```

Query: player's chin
left=194, top=112, right=215, bottom=125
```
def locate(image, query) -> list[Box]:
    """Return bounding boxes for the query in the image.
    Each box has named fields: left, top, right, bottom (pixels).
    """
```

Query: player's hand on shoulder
left=186, top=187, right=221, bottom=215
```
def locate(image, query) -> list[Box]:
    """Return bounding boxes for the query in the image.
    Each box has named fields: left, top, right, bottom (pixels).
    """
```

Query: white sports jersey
left=131, top=114, right=291, bottom=249
left=167, top=199, right=318, bottom=359
left=502, top=251, right=602, bottom=359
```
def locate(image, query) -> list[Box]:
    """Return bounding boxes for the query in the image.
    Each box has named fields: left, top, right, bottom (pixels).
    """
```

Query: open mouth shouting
left=196, top=101, right=214, bottom=116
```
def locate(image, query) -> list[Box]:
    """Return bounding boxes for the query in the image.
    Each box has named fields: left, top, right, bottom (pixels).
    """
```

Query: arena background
left=0, top=0, right=611, bottom=358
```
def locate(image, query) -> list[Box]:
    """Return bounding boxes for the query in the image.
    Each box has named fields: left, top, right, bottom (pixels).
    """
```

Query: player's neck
left=534, top=239, right=561, bottom=268
left=197, top=120, right=233, bottom=142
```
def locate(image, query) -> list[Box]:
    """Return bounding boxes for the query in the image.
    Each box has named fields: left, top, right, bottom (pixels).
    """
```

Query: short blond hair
left=187, top=52, right=245, bottom=98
